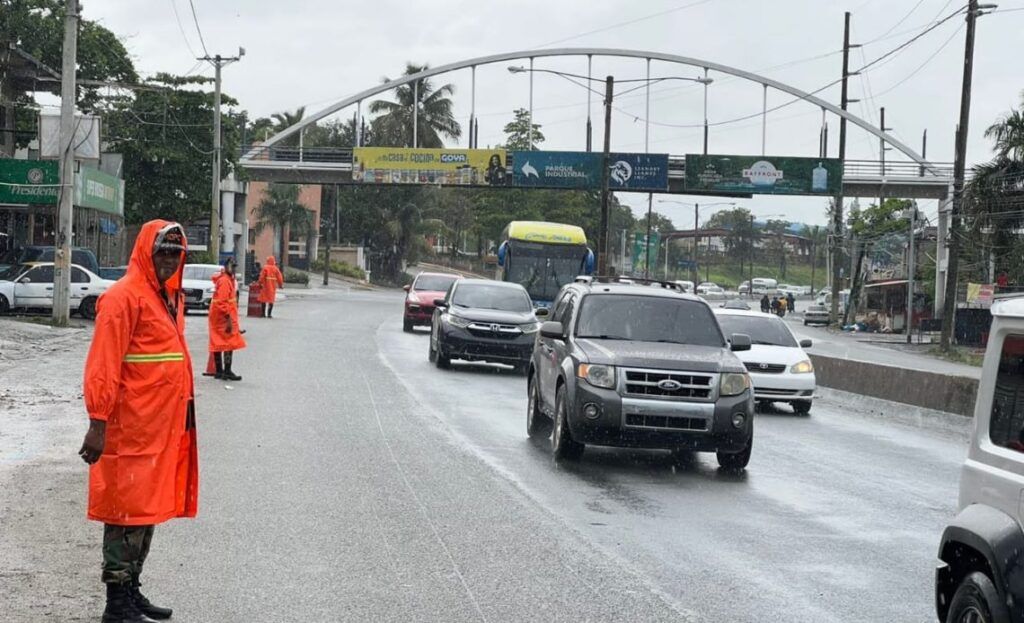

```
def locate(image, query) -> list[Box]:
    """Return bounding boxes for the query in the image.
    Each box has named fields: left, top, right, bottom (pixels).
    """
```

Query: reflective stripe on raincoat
left=208, top=270, right=247, bottom=352
left=257, top=256, right=284, bottom=304
left=83, top=219, right=198, bottom=526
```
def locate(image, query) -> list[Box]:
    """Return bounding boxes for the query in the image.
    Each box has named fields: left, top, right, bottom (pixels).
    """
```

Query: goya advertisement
left=352, top=147, right=508, bottom=186
left=685, top=154, right=842, bottom=195
left=511, top=151, right=669, bottom=191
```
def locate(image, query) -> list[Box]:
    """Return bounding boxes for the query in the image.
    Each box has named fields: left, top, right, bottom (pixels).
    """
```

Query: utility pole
left=941, top=0, right=987, bottom=350
left=830, top=11, right=857, bottom=326
left=52, top=0, right=79, bottom=327
left=906, top=204, right=917, bottom=343
left=200, top=49, right=244, bottom=261
left=692, top=203, right=700, bottom=285
left=597, top=75, right=614, bottom=275
left=749, top=214, right=755, bottom=299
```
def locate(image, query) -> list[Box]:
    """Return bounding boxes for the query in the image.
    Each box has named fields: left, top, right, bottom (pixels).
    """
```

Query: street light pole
left=906, top=205, right=917, bottom=344
left=52, top=0, right=79, bottom=327
left=598, top=75, right=614, bottom=275
left=200, top=49, right=244, bottom=262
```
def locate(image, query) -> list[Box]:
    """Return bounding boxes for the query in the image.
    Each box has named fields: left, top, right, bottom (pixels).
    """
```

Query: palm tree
left=369, top=63, right=461, bottom=148
left=984, top=92, right=1024, bottom=162
left=270, top=107, right=306, bottom=147
left=254, top=183, right=313, bottom=268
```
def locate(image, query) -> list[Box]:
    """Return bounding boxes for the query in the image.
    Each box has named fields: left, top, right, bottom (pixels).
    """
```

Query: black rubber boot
left=261, top=303, right=267, bottom=318
left=130, top=578, right=173, bottom=620
left=222, top=352, right=242, bottom=381
left=267, top=303, right=274, bottom=319
left=213, top=352, right=224, bottom=380
left=102, top=582, right=158, bottom=623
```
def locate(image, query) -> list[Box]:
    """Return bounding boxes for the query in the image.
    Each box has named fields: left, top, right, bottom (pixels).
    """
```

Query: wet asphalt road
left=150, top=285, right=968, bottom=622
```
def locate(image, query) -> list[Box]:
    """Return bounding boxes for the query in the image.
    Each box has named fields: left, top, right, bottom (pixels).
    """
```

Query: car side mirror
left=800, top=339, right=812, bottom=348
left=433, top=298, right=447, bottom=308
left=540, top=321, right=564, bottom=340
left=535, top=307, right=550, bottom=318
left=403, top=285, right=410, bottom=292
left=730, top=333, right=752, bottom=352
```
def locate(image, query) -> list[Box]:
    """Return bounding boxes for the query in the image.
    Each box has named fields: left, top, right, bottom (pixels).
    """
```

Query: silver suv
left=526, top=277, right=755, bottom=469
left=936, top=298, right=1024, bottom=622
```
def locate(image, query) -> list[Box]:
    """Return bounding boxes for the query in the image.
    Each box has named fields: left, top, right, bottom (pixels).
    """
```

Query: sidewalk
left=786, top=314, right=981, bottom=380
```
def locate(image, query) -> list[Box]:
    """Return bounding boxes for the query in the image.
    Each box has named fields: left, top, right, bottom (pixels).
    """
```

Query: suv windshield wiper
left=577, top=334, right=631, bottom=340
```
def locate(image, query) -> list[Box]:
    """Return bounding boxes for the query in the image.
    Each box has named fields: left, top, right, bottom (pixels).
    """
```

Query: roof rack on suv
left=574, top=275, right=685, bottom=292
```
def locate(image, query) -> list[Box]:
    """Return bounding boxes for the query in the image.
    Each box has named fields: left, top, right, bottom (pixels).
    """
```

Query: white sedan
left=181, top=264, right=224, bottom=312
left=0, top=262, right=113, bottom=319
left=714, top=308, right=817, bottom=414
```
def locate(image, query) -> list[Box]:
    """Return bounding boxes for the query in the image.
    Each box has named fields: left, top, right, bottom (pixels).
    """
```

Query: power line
left=853, top=5, right=967, bottom=74
left=871, top=23, right=964, bottom=99
left=873, top=0, right=929, bottom=40
left=169, top=0, right=197, bottom=57
left=533, top=0, right=717, bottom=48
left=187, top=0, right=210, bottom=57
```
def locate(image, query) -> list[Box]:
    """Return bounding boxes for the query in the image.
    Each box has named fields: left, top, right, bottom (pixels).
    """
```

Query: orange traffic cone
left=203, top=353, right=216, bottom=377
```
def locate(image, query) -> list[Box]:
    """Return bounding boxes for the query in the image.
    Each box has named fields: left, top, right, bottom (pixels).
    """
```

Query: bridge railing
left=237, top=145, right=955, bottom=183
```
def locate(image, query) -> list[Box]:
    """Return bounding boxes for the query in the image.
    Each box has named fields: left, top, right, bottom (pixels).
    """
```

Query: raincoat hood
left=265, top=256, right=276, bottom=266
left=128, top=220, right=187, bottom=295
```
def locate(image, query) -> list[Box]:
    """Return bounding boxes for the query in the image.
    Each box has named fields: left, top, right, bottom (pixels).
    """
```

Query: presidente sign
left=352, top=147, right=508, bottom=186
left=0, top=159, right=59, bottom=205
left=512, top=151, right=669, bottom=191
left=685, top=154, right=842, bottom=195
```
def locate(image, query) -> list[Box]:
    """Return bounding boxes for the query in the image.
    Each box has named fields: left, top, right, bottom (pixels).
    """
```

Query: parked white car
left=181, top=264, right=223, bottom=312
left=674, top=280, right=695, bottom=293
left=935, top=298, right=1024, bottom=622
left=714, top=309, right=816, bottom=414
left=698, top=283, right=728, bottom=300
left=0, top=262, right=113, bottom=319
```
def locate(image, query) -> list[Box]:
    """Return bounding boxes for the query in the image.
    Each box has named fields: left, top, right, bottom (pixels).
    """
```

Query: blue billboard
left=511, top=151, right=669, bottom=191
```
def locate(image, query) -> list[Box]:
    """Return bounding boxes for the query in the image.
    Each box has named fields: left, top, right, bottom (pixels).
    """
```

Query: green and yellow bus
left=497, top=221, right=595, bottom=307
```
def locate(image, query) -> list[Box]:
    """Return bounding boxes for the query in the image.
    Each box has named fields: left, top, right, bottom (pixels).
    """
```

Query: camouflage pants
left=101, top=524, right=154, bottom=585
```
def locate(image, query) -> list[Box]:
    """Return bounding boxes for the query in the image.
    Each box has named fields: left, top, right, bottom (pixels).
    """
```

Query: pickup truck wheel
left=79, top=296, right=97, bottom=320
left=403, top=317, right=414, bottom=333
left=0, top=294, right=9, bottom=315
left=552, top=386, right=584, bottom=460
left=946, top=572, right=1010, bottom=623
left=527, top=375, right=553, bottom=438
left=434, top=335, right=450, bottom=369
left=717, top=422, right=752, bottom=471
left=793, top=401, right=811, bottom=415
left=428, top=331, right=438, bottom=362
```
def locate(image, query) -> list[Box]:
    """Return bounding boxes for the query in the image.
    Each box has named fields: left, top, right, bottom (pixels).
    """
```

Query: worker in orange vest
left=79, top=220, right=198, bottom=623
left=257, top=255, right=284, bottom=318
left=208, top=257, right=247, bottom=381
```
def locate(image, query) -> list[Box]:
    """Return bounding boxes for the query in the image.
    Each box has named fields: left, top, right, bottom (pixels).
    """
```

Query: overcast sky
left=81, top=0, right=1024, bottom=228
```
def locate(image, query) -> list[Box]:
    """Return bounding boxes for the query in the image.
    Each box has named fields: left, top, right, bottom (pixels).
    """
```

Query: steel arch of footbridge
left=244, top=47, right=937, bottom=173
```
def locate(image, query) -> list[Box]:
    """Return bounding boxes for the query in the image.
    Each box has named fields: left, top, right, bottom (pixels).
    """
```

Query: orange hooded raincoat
left=257, top=256, right=284, bottom=304
left=207, top=269, right=247, bottom=352
left=84, top=220, right=198, bottom=526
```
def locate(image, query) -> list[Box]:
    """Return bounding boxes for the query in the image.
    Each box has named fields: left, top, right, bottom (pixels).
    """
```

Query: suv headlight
left=407, top=292, right=420, bottom=304
left=720, top=373, right=751, bottom=396
left=791, top=360, right=814, bottom=374
left=444, top=313, right=472, bottom=329
left=520, top=321, right=542, bottom=334
left=578, top=363, right=616, bottom=389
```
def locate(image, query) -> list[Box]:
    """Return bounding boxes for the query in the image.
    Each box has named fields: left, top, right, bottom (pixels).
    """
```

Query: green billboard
left=0, top=159, right=59, bottom=205
left=74, top=166, right=124, bottom=216
left=685, top=154, right=842, bottom=195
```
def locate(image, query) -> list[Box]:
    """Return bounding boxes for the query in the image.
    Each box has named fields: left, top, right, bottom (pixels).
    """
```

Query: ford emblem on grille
left=657, top=379, right=683, bottom=391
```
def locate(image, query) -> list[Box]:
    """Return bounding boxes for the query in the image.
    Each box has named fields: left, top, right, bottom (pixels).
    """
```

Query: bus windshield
left=505, top=241, right=586, bottom=302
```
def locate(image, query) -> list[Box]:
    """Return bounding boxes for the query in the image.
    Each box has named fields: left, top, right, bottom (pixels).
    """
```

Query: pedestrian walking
left=79, top=220, right=198, bottom=623
left=778, top=296, right=788, bottom=318
left=208, top=257, right=246, bottom=381
left=770, top=297, right=780, bottom=315
left=258, top=255, right=285, bottom=318
left=787, top=292, right=796, bottom=314
left=760, top=294, right=771, bottom=314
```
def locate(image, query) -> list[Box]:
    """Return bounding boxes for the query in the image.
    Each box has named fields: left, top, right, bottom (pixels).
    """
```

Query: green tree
left=984, top=91, right=1024, bottom=161
left=369, top=63, right=461, bottom=148
left=103, top=74, right=240, bottom=225
left=253, top=183, right=313, bottom=269
left=269, top=107, right=305, bottom=148
left=763, top=219, right=791, bottom=278
left=706, top=207, right=755, bottom=262
left=844, top=198, right=912, bottom=324
left=501, top=108, right=544, bottom=150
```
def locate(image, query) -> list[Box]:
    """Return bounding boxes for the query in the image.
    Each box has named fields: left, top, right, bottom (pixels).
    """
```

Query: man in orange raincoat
left=208, top=256, right=246, bottom=381
left=79, top=220, right=197, bottom=623
left=257, top=255, right=284, bottom=318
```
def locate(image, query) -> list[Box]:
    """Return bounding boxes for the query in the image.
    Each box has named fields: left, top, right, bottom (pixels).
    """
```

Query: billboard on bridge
left=511, top=151, right=669, bottom=191
left=685, top=154, right=842, bottom=195
left=352, top=147, right=508, bottom=186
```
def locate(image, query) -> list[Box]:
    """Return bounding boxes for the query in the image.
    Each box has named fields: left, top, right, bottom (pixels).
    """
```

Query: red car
left=403, top=272, right=460, bottom=332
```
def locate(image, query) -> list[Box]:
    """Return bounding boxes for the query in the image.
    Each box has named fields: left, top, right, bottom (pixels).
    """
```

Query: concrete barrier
left=809, top=353, right=979, bottom=417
